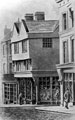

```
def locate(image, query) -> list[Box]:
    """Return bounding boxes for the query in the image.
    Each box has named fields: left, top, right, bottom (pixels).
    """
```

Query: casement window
left=43, top=38, right=52, bottom=48
left=62, top=13, right=67, bottom=30
left=14, top=42, right=19, bottom=54
left=16, top=62, right=19, bottom=71
left=24, top=59, right=32, bottom=70
left=71, top=39, right=74, bottom=62
left=22, top=40, right=27, bottom=53
left=69, top=8, right=74, bottom=27
left=63, top=41, right=68, bottom=63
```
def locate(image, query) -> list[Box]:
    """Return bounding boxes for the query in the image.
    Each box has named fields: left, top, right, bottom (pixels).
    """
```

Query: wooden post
left=31, top=81, right=32, bottom=104
left=35, top=77, right=38, bottom=105
left=60, top=81, right=64, bottom=106
left=50, top=77, right=52, bottom=105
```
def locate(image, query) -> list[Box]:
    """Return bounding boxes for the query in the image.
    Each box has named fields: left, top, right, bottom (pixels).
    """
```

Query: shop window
left=63, top=40, right=68, bottom=63
left=26, top=79, right=31, bottom=100
left=22, top=40, right=27, bottom=53
left=39, top=77, right=60, bottom=103
left=43, top=38, right=52, bottom=48
left=62, top=13, right=67, bottom=30
left=14, top=42, right=19, bottom=54
left=4, top=83, right=17, bottom=104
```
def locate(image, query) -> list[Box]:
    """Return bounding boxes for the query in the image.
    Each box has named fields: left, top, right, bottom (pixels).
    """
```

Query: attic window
left=43, top=38, right=52, bottom=48
left=14, top=22, right=21, bottom=34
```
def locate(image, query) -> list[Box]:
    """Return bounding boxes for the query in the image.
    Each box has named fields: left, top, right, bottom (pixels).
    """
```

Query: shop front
left=17, top=78, right=36, bottom=104
left=38, top=76, right=60, bottom=105
left=57, top=66, right=75, bottom=106
left=3, top=82, right=18, bottom=104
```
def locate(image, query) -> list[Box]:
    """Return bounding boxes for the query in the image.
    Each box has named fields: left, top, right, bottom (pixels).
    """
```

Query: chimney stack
left=35, top=12, right=45, bottom=21
left=25, top=13, right=34, bottom=21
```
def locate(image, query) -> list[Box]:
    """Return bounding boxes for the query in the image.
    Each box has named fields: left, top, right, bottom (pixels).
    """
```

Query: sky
left=0, top=0, right=59, bottom=39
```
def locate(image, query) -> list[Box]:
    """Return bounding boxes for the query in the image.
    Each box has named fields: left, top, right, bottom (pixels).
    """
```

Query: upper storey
left=11, top=12, right=59, bottom=61
left=55, top=0, right=75, bottom=34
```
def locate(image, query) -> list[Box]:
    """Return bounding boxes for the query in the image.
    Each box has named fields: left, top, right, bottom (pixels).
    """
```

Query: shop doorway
left=64, top=73, right=73, bottom=102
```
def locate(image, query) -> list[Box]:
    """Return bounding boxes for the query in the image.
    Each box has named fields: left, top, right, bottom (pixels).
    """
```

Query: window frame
left=71, top=39, right=74, bottom=62
left=3, top=44, right=5, bottom=56
left=14, top=42, right=19, bottom=54
left=22, top=40, right=27, bottom=53
left=42, top=38, right=52, bottom=48
left=63, top=40, right=68, bottom=63
left=62, top=11, right=67, bottom=31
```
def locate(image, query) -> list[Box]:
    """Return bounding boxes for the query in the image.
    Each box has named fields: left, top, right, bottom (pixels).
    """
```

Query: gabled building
left=1, top=26, right=17, bottom=104
left=11, top=12, right=60, bottom=105
left=55, top=0, right=75, bottom=106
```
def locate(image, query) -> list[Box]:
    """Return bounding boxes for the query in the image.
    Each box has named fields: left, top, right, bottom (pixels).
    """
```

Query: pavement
left=0, top=104, right=75, bottom=119
left=0, top=103, right=75, bottom=114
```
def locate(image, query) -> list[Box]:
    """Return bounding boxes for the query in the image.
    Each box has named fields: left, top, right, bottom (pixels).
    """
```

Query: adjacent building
left=1, top=26, right=17, bottom=104
left=1, top=12, right=60, bottom=105
left=55, top=0, right=75, bottom=106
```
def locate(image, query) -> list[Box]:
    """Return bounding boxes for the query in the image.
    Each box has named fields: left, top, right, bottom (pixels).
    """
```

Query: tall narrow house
left=11, top=12, right=59, bottom=105
left=55, top=0, right=75, bottom=106
left=1, top=26, right=16, bottom=104
left=1, top=12, right=59, bottom=105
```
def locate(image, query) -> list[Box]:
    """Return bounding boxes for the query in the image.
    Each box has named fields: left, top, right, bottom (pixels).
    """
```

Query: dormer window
left=14, top=21, right=21, bottom=34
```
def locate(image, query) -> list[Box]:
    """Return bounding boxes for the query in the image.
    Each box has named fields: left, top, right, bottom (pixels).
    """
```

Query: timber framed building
left=2, top=12, right=60, bottom=105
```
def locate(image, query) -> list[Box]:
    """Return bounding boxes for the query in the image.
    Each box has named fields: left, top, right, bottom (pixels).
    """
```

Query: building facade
left=11, top=12, right=60, bottom=105
left=1, top=26, right=18, bottom=104
left=55, top=0, right=75, bottom=106
left=1, top=12, right=60, bottom=105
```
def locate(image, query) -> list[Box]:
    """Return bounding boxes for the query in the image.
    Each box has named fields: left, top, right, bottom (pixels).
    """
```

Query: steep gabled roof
left=12, top=19, right=59, bottom=42
left=22, top=20, right=58, bottom=33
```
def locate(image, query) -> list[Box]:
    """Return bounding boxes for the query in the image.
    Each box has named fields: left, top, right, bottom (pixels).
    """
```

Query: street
left=0, top=106, right=72, bottom=120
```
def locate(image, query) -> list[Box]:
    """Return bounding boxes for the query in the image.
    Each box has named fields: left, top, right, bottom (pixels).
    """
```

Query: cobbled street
left=0, top=107, right=72, bottom=120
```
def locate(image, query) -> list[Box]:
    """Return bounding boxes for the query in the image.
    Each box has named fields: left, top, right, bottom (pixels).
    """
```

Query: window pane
left=22, top=40, right=27, bottom=53
left=14, top=42, right=19, bottom=54
left=43, top=38, right=52, bottom=48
